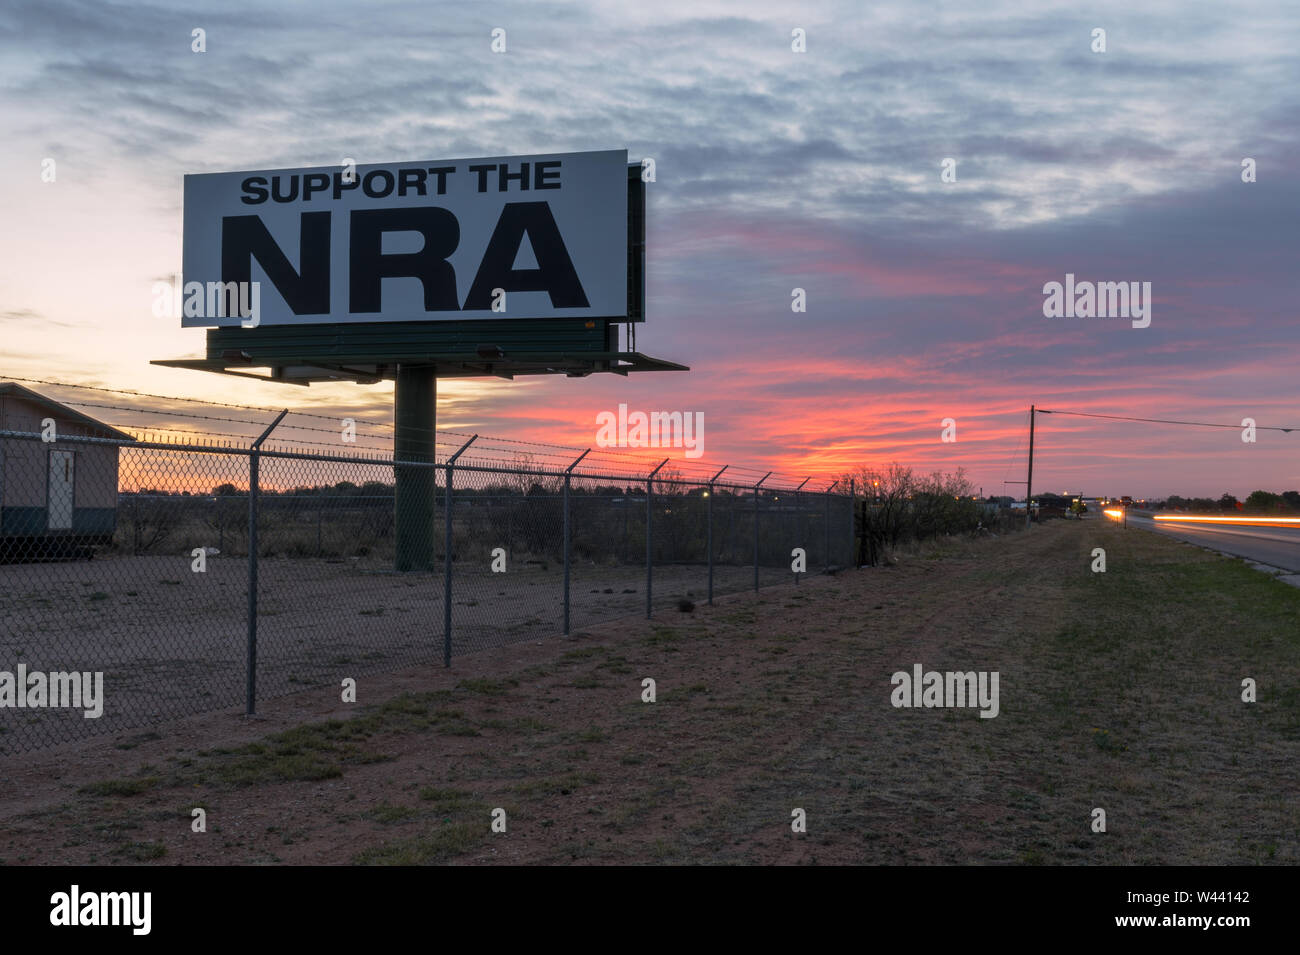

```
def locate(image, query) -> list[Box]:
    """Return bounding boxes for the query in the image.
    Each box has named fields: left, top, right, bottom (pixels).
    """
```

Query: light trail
left=1152, top=515, right=1300, bottom=528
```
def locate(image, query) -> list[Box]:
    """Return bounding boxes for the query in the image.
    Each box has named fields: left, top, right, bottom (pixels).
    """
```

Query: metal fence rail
left=0, top=430, right=852, bottom=753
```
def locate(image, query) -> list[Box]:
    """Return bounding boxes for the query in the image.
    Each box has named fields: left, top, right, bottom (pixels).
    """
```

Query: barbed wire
left=5, top=375, right=397, bottom=429
left=11, top=376, right=829, bottom=486
left=16, top=376, right=757, bottom=463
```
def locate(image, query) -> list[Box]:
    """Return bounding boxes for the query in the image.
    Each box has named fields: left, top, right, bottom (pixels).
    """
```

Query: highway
left=1123, top=511, right=1300, bottom=573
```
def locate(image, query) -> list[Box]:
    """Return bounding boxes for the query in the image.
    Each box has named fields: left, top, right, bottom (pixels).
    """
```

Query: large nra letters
left=182, top=149, right=628, bottom=326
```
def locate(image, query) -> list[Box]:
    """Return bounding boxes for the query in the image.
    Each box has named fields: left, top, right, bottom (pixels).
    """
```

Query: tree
left=360, top=480, right=392, bottom=497
left=203, top=491, right=242, bottom=552
left=1218, top=493, right=1239, bottom=511
left=125, top=493, right=178, bottom=554
left=1243, top=490, right=1280, bottom=512
left=841, top=463, right=915, bottom=564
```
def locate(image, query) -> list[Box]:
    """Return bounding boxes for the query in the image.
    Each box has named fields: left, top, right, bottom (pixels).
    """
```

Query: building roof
left=0, top=383, right=136, bottom=441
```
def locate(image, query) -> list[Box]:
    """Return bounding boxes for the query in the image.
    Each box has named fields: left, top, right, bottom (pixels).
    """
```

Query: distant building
left=0, top=383, right=134, bottom=560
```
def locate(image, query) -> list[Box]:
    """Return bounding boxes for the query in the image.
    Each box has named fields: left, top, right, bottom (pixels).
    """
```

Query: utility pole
left=1025, top=404, right=1035, bottom=529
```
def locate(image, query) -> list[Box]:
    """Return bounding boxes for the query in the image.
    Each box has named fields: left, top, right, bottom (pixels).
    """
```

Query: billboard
left=181, top=149, right=629, bottom=327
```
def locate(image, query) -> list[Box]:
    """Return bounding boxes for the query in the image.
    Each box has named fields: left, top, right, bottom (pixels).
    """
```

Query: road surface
left=1124, top=511, right=1300, bottom=573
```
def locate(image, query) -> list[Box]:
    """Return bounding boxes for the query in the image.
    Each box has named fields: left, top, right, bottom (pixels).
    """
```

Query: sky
left=1, top=0, right=1297, bottom=498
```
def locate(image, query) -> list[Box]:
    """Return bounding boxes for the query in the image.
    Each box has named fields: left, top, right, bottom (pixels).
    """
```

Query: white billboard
left=181, top=149, right=628, bottom=327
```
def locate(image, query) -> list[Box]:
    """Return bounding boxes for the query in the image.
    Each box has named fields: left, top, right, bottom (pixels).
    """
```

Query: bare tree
left=126, top=492, right=180, bottom=555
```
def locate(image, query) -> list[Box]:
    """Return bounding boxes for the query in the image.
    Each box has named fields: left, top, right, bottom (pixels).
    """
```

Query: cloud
left=2, top=0, right=1297, bottom=496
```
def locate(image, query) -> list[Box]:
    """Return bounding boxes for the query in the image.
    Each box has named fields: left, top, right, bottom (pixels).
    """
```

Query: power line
left=1038, top=409, right=1297, bottom=433
left=1002, top=416, right=1025, bottom=484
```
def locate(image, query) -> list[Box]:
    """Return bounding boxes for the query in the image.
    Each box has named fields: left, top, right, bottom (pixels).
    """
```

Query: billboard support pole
left=563, top=448, right=591, bottom=635
left=395, top=365, right=437, bottom=572
left=246, top=409, right=288, bottom=717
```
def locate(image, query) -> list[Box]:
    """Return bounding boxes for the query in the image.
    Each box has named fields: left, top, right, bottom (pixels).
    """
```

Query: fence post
left=825, top=480, right=838, bottom=572
left=726, top=499, right=734, bottom=564
left=707, top=465, right=728, bottom=606
left=646, top=459, right=668, bottom=618
left=443, top=435, right=477, bottom=667
left=246, top=409, right=287, bottom=717
left=563, top=449, right=590, bottom=635
left=754, top=472, right=771, bottom=592
left=848, top=478, right=855, bottom=567
left=794, top=477, right=810, bottom=586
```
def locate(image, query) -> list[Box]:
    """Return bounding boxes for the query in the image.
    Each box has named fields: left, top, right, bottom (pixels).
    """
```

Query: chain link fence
left=1, top=429, right=852, bottom=753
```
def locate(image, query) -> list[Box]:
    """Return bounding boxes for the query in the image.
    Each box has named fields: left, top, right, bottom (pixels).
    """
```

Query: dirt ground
left=1, top=519, right=1297, bottom=865
left=0, top=554, right=778, bottom=753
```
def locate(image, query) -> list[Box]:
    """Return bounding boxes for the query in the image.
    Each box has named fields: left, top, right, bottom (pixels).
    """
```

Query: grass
left=418, top=787, right=478, bottom=812
left=354, top=789, right=490, bottom=864
left=364, top=804, right=419, bottom=824
left=75, top=689, right=481, bottom=794
left=512, top=772, right=600, bottom=798
left=642, top=626, right=684, bottom=648
left=456, top=677, right=519, bottom=696
left=117, top=841, right=167, bottom=861
left=352, top=822, right=485, bottom=865
left=559, top=646, right=608, bottom=663
left=78, top=777, right=161, bottom=797
left=480, top=716, right=550, bottom=733
left=28, top=519, right=1300, bottom=865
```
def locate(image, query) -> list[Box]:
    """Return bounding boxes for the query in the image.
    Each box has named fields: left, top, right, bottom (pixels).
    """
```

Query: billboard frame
left=154, top=165, right=668, bottom=384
